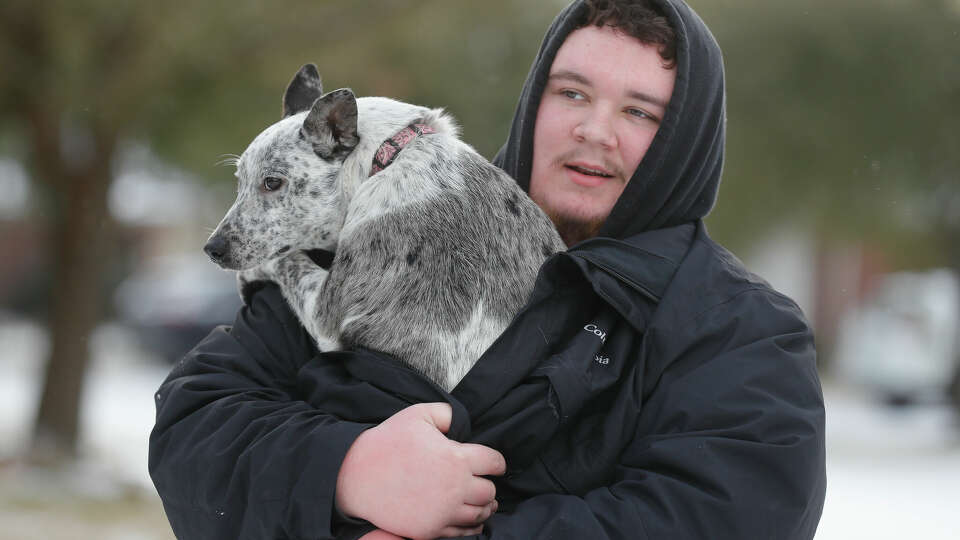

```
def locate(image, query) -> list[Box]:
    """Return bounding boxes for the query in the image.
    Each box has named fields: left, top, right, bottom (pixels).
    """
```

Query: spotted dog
left=204, top=64, right=564, bottom=391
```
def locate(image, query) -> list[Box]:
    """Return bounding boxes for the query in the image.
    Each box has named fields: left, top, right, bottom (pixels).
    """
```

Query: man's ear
left=283, top=64, right=323, bottom=118
left=301, top=89, right=360, bottom=160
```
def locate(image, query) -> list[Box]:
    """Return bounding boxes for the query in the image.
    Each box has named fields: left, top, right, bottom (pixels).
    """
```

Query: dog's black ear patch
left=283, top=64, right=324, bottom=118
left=301, top=88, right=360, bottom=160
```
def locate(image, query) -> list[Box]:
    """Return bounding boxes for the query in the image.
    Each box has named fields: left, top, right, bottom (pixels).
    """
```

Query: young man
left=150, top=1, right=826, bottom=539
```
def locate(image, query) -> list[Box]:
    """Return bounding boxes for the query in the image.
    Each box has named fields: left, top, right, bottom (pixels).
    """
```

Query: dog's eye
left=262, top=177, right=285, bottom=192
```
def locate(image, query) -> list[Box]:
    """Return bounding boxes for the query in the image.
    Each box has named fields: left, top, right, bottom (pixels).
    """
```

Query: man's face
left=529, top=25, right=676, bottom=245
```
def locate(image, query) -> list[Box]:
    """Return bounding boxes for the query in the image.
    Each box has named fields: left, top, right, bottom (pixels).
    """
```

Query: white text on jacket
left=583, top=323, right=607, bottom=343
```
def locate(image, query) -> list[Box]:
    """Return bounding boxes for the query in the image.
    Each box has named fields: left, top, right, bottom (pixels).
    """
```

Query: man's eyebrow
left=626, top=89, right=670, bottom=109
left=548, top=69, right=670, bottom=109
left=548, top=69, right=592, bottom=87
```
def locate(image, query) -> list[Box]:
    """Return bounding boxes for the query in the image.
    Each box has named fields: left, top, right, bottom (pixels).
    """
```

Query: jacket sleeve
left=470, top=288, right=826, bottom=540
left=148, top=282, right=372, bottom=540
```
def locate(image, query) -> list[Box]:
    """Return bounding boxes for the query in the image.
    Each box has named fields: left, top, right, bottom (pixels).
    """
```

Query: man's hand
left=357, top=530, right=405, bottom=540
left=336, top=403, right=505, bottom=539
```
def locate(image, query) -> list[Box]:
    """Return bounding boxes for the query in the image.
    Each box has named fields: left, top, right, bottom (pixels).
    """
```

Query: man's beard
left=542, top=207, right=605, bottom=247
left=532, top=152, right=624, bottom=246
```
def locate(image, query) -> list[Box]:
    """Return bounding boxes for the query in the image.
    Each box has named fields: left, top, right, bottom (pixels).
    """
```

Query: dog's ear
left=283, top=64, right=324, bottom=118
left=301, top=88, right=359, bottom=160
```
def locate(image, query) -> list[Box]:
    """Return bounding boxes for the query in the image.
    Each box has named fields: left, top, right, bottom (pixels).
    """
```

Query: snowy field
left=0, top=319, right=174, bottom=539
left=1, top=318, right=958, bottom=539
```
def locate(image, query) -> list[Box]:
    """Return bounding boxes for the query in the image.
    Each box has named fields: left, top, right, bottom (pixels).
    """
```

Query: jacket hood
left=493, top=0, right=726, bottom=238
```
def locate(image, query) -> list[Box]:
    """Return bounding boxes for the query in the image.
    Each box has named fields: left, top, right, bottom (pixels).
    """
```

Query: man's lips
left=564, top=162, right=617, bottom=187
left=566, top=162, right=614, bottom=177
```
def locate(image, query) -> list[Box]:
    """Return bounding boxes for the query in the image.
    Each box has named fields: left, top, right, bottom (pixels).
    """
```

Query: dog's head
left=204, top=64, right=360, bottom=270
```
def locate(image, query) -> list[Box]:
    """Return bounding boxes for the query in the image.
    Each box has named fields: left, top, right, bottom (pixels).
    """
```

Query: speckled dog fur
left=205, top=64, right=564, bottom=391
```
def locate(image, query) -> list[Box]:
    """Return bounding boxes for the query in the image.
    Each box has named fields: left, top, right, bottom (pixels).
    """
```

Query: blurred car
left=115, top=253, right=243, bottom=363
left=833, top=268, right=960, bottom=404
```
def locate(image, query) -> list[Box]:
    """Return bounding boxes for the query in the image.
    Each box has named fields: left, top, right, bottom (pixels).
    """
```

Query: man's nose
left=572, top=111, right=617, bottom=148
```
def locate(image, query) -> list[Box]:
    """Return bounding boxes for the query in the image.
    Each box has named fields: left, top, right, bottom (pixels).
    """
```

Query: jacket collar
left=567, top=222, right=695, bottom=303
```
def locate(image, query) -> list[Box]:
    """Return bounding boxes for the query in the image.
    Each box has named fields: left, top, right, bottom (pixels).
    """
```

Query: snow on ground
left=0, top=317, right=175, bottom=539
left=1, top=317, right=959, bottom=538
left=0, top=319, right=170, bottom=490
left=817, top=384, right=960, bottom=539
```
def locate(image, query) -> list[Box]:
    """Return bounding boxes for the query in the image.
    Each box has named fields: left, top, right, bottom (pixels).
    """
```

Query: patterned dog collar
left=370, top=123, right=436, bottom=176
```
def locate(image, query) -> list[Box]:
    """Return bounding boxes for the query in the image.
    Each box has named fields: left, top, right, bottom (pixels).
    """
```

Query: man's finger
left=415, top=402, right=453, bottom=434
left=358, top=530, right=404, bottom=540
left=451, top=502, right=497, bottom=527
left=460, top=443, right=507, bottom=476
left=463, top=477, right=497, bottom=506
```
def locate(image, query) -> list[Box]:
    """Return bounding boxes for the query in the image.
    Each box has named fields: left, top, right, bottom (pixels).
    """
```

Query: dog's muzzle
left=204, top=236, right=231, bottom=267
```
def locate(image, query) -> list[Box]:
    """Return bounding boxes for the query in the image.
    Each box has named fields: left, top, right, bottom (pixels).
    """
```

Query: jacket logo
left=594, top=355, right=610, bottom=365
left=583, top=323, right=607, bottom=343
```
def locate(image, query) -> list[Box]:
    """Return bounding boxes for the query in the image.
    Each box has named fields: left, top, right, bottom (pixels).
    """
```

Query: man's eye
left=262, top=177, right=285, bottom=191
left=627, top=108, right=656, bottom=121
left=561, top=89, right=585, bottom=101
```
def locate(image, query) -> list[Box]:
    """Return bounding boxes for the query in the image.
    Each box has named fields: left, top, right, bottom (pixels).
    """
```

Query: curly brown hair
left=581, top=0, right=677, bottom=69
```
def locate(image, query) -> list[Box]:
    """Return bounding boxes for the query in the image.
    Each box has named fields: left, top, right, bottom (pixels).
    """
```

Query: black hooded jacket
left=149, top=1, right=826, bottom=538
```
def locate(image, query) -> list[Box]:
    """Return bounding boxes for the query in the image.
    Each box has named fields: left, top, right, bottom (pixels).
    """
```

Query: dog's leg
left=240, top=252, right=340, bottom=352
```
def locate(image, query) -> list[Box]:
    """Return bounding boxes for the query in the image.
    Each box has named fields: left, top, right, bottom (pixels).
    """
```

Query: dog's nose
left=204, top=236, right=229, bottom=264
